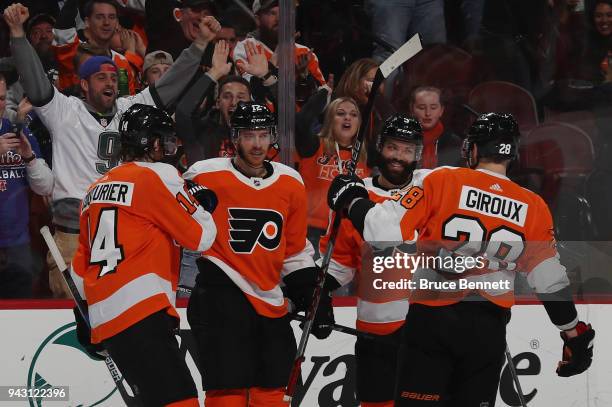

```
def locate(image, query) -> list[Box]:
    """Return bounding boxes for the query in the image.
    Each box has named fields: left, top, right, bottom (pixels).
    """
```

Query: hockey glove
left=283, top=267, right=319, bottom=312
left=556, top=321, right=595, bottom=377
left=73, top=307, right=107, bottom=361
left=186, top=180, right=218, bottom=213
left=327, top=175, right=368, bottom=212
left=311, top=287, right=335, bottom=340
left=284, top=268, right=340, bottom=340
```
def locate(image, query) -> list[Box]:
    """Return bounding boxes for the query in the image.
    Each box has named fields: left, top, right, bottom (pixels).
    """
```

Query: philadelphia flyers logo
left=228, top=208, right=284, bottom=253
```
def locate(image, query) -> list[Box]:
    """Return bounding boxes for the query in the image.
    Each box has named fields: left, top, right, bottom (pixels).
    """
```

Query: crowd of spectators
left=0, top=0, right=610, bottom=299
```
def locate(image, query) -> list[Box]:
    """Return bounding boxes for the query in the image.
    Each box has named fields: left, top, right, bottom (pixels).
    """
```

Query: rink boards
left=0, top=302, right=609, bottom=406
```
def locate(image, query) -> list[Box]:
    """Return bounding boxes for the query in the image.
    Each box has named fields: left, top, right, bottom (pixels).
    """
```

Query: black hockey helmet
left=462, top=112, right=520, bottom=168
left=119, top=104, right=177, bottom=159
left=377, top=113, right=423, bottom=160
left=230, top=101, right=278, bottom=143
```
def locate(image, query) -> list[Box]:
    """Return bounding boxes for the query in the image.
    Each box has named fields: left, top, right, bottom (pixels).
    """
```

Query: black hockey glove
left=327, top=175, right=368, bottom=212
left=73, top=307, right=107, bottom=361
left=311, top=287, right=335, bottom=340
left=186, top=180, right=218, bottom=213
left=283, top=267, right=319, bottom=312
left=556, top=321, right=595, bottom=377
left=283, top=268, right=341, bottom=340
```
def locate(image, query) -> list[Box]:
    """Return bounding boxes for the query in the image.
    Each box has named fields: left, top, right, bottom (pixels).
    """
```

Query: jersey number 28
left=442, top=214, right=525, bottom=267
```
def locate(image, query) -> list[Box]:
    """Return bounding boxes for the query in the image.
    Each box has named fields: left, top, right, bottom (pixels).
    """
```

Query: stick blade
left=379, top=34, right=423, bottom=78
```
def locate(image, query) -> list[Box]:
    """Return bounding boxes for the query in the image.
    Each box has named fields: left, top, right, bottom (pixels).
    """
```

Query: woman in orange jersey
left=295, top=96, right=370, bottom=257
left=71, top=104, right=218, bottom=407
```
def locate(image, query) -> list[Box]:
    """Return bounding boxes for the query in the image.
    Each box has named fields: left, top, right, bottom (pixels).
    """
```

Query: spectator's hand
left=236, top=40, right=269, bottom=78
left=3, top=3, right=29, bottom=38
left=16, top=97, right=33, bottom=123
left=363, top=79, right=374, bottom=99
left=132, top=30, right=146, bottom=58
left=326, top=73, right=335, bottom=89
left=296, top=50, right=314, bottom=79
left=16, top=131, right=34, bottom=161
left=194, top=16, right=221, bottom=47
left=0, top=133, right=20, bottom=155
left=207, top=40, right=232, bottom=81
left=119, top=28, right=136, bottom=54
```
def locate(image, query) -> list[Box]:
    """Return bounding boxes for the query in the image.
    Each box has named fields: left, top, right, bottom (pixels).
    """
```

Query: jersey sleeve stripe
left=527, top=257, right=570, bottom=294
left=357, top=298, right=409, bottom=324
left=281, top=240, right=316, bottom=277
left=135, top=161, right=217, bottom=251
left=316, top=258, right=356, bottom=287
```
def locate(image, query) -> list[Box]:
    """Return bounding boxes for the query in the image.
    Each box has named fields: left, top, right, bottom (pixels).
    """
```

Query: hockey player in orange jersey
left=71, top=104, right=218, bottom=407
left=182, top=101, right=336, bottom=407
left=329, top=113, right=595, bottom=406
left=320, top=114, right=429, bottom=407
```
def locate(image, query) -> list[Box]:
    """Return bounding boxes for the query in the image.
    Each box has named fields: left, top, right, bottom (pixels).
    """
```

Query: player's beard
left=379, top=155, right=416, bottom=186
left=236, top=143, right=267, bottom=174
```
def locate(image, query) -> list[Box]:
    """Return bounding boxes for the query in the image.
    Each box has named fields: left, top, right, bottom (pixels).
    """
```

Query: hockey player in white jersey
left=4, top=2, right=221, bottom=297
left=320, top=114, right=429, bottom=407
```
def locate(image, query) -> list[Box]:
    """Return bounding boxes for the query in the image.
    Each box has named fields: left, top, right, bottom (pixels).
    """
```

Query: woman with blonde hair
left=295, top=96, right=370, bottom=256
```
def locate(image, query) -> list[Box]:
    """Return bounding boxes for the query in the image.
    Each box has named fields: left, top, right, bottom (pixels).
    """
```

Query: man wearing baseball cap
left=142, top=50, right=174, bottom=86
left=26, top=13, right=55, bottom=70
left=5, top=1, right=221, bottom=298
left=77, top=56, right=119, bottom=113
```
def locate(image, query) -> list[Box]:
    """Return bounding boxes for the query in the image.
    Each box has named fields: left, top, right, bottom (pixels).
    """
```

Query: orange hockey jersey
left=183, top=158, right=316, bottom=318
left=71, top=162, right=217, bottom=343
left=360, top=167, right=570, bottom=308
left=298, top=143, right=370, bottom=230
left=320, top=172, right=428, bottom=335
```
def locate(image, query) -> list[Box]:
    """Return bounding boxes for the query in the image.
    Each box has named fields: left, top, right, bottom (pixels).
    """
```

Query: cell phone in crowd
left=10, top=123, right=22, bottom=136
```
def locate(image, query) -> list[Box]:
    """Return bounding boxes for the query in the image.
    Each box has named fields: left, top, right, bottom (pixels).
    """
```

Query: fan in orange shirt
left=71, top=104, right=217, bottom=407
left=329, top=113, right=595, bottom=406
left=295, top=97, right=370, bottom=257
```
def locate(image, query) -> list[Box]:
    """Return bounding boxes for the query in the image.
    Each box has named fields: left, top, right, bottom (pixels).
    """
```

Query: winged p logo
left=227, top=208, right=284, bottom=253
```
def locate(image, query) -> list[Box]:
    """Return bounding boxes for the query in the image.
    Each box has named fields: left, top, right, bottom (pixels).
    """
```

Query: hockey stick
left=505, top=344, right=528, bottom=407
left=290, top=313, right=397, bottom=345
left=284, top=34, right=423, bottom=403
left=40, top=226, right=142, bottom=407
